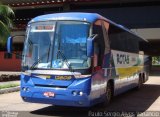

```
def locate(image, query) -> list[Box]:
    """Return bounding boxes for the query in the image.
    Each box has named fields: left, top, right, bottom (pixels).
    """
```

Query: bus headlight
left=78, top=91, right=83, bottom=96
left=72, top=91, right=84, bottom=96
left=22, top=87, right=26, bottom=91
left=22, top=87, right=30, bottom=92
left=26, top=87, right=30, bottom=91
left=72, top=91, right=77, bottom=96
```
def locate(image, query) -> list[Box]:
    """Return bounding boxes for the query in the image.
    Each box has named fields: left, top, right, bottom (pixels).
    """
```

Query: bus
left=7, top=12, right=149, bottom=107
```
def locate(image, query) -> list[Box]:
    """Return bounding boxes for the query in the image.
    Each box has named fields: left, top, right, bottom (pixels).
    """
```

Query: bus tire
left=102, top=82, right=113, bottom=107
left=142, top=73, right=145, bottom=83
left=135, top=74, right=143, bottom=90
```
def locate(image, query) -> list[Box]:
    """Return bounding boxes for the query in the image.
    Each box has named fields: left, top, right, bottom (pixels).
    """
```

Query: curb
left=0, top=86, right=20, bottom=94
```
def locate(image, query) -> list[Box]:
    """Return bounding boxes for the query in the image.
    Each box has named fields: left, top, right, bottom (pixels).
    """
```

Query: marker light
left=22, top=87, right=26, bottom=91
left=79, top=91, right=83, bottom=96
left=72, top=91, right=77, bottom=96
left=26, top=87, right=30, bottom=91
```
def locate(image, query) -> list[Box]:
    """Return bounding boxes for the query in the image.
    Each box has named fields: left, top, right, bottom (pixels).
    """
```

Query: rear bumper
left=21, top=86, right=91, bottom=107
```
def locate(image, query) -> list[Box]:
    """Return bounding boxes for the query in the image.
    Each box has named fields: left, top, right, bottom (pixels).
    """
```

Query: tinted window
left=108, top=24, right=139, bottom=53
left=93, top=24, right=105, bottom=66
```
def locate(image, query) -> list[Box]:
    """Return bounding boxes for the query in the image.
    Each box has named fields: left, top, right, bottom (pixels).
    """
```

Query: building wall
left=0, top=51, right=21, bottom=71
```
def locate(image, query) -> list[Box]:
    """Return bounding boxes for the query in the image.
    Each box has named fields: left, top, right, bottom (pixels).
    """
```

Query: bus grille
left=35, top=84, right=68, bottom=88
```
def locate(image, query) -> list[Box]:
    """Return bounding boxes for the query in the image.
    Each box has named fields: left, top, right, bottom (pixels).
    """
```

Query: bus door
left=93, top=20, right=104, bottom=73
left=91, top=20, right=110, bottom=97
left=92, top=21, right=110, bottom=76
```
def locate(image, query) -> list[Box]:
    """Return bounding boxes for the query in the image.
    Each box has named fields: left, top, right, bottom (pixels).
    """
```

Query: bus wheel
left=136, top=74, right=143, bottom=90
left=103, top=82, right=113, bottom=107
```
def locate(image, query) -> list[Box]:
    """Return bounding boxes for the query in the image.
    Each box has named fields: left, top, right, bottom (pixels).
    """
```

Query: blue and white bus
left=7, top=13, right=149, bottom=107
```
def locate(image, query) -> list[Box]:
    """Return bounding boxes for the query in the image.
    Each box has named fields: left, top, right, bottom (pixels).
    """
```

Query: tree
left=0, top=4, right=14, bottom=47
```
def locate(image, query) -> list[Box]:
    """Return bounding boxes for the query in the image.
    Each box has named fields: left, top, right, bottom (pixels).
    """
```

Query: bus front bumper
left=20, top=86, right=91, bottom=107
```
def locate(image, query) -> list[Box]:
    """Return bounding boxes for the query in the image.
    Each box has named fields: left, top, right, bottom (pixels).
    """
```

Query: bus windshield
left=22, top=21, right=91, bottom=70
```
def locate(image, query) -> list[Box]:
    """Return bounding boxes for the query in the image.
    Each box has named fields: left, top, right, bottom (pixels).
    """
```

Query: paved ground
left=0, top=76, right=160, bottom=117
left=0, top=71, right=20, bottom=76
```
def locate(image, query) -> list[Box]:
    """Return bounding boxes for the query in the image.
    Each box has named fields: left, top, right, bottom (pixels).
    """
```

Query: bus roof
left=29, top=12, right=104, bottom=23
left=29, top=12, right=147, bottom=42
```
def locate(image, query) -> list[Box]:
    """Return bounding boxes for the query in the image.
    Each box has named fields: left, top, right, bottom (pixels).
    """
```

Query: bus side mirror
left=7, top=35, right=25, bottom=54
left=87, top=34, right=97, bottom=57
left=7, top=36, right=13, bottom=53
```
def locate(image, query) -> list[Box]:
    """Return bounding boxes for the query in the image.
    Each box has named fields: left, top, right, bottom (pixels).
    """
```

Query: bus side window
left=108, top=24, right=139, bottom=53
left=102, top=21, right=111, bottom=69
left=102, top=21, right=110, bottom=55
left=93, top=20, right=105, bottom=70
left=108, top=24, right=126, bottom=52
left=93, top=42, right=99, bottom=67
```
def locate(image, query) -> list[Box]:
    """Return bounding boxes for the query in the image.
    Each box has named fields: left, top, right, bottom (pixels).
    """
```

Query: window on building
left=16, top=52, right=22, bottom=59
left=4, top=53, right=12, bottom=59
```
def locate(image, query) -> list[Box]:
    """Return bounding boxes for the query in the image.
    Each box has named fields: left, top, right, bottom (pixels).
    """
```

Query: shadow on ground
left=150, top=66, right=160, bottom=76
left=30, top=83, right=160, bottom=117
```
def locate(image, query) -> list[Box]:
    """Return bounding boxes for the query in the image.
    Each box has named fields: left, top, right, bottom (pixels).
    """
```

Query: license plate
left=43, top=92, right=55, bottom=97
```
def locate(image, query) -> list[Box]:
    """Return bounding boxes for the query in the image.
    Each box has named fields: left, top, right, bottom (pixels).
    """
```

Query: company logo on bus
left=55, top=75, right=72, bottom=80
left=117, top=54, right=129, bottom=64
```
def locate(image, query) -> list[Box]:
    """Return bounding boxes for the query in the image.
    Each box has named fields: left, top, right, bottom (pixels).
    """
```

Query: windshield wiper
left=56, top=31, right=74, bottom=72
left=30, top=52, right=49, bottom=70
left=57, top=50, right=74, bottom=72
left=30, top=58, right=41, bottom=70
